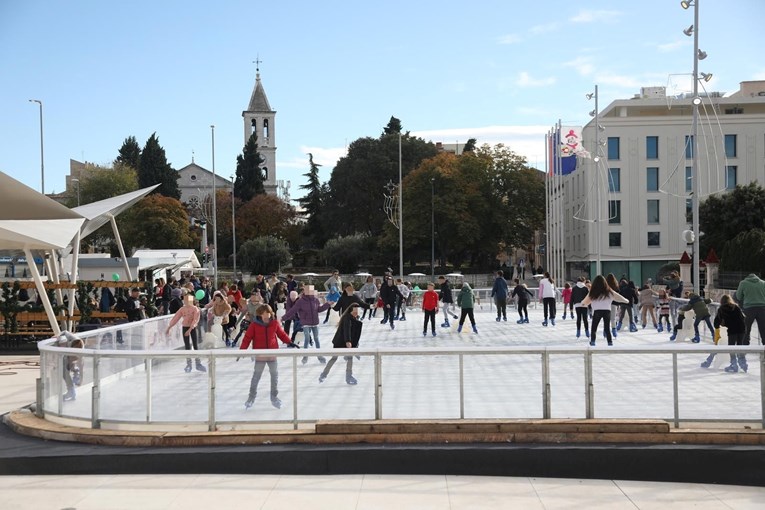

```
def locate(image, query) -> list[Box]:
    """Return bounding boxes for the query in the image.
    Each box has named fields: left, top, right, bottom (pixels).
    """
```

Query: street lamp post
left=398, top=133, right=403, bottom=280
left=231, top=175, right=237, bottom=280
left=28, top=99, right=44, bottom=194
left=430, top=177, right=435, bottom=280
left=211, top=125, right=218, bottom=289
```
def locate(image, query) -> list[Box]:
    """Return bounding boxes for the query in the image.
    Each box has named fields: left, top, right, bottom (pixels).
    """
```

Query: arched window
left=263, top=167, right=268, bottom=181
left=263, top=118, right=269, bottom=139
left=250, top=118, right=256, bottom=136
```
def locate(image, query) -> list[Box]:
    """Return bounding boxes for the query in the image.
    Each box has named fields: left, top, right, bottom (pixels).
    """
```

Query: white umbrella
left=355, top=272, right=372, bottom=277
left=299, top=272, right=320, bottom=277
left=408, top=272, right=426, bottom=276
left=446, top=272, right=463, bottom=277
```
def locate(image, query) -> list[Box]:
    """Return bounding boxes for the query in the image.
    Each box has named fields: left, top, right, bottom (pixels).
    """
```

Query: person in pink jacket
left=166, top=293, right=205, bottom=373
left=561, top=283, right=573, bottom=320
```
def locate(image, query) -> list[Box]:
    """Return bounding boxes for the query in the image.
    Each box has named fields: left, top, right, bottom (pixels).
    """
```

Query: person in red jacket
left=422, top=282, right=439, bottom=337
left=239, top=304, right=297, bottom=409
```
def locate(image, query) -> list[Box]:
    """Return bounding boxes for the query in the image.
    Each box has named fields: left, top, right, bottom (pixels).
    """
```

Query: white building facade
left=551, top=81, right=765, bottom=285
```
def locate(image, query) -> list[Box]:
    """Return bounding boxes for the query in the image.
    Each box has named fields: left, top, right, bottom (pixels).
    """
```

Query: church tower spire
left=242, top=57, right=277, bottom=195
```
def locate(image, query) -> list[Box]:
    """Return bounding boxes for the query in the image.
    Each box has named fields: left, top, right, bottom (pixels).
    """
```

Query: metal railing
left=38, top=319, right=765, bottom=431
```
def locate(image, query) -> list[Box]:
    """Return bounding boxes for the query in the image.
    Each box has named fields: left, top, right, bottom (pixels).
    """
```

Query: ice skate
left=523, top=318, right=529, bottom=323
left=700, top=356, right=714, bottom=368
left=576, top=328, right=581, bottom=338
left=244, top=396, right=255, bottom=409
left=585, top=329, right=590, bottom=337
left=629, top=323, right=638, bottom=333
left=550, top=318, right=556, bottom=326
left=657, top=324, right=663, bottom=333
left=472, top=325, right=478, bottom=334
left=503, top=317, right=507, bottom=322
left=431, top=331, right=437, bottom=337
left=691, top=335, right=701, bottom=343
left=318, top=356, right=327, bottom=364
left=669, top=331, right=677, bottom=341
left=517, top=318, right=524, bottom=324
left=724, top=361, right=739, bottom=373
left=319, top=372, right=327, bottom=383
left=457, top=324, right=463, bottom=333
left=496, top=317, right=501, bottom=322
left=616, top=321, right=623, bottom=331
left=399, top=316, right=406, bottom=321
left=423, top=331, right=427, bottom=337
left=612, top=327, right=618, bottom=338
left=346, top=374, right=358, bottom=385
left=589, top=340, right=596, bottom=346
left=195, top=360, right=207, bottom=372
left=271, top=397, right=282, bottom=408
left=72, top=368, right=81, bottom=386
left=184, top=361, right=192, bottom=373
left=542, top=320, right=548, bottom=327
left=441, top=321, right=450, bottom=328
left=63, top=389, right=76, bottom=401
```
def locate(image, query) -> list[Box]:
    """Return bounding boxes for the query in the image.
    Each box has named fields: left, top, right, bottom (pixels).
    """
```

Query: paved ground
left=2, top=304, right=764, bottom=509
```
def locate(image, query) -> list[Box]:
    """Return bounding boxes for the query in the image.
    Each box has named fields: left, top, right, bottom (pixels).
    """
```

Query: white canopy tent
left=0, top=172, right=85, bottom=336
left=132, top=249, right=201, bottom=282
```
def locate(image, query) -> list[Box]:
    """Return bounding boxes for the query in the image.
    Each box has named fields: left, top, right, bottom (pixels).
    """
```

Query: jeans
left=591, top=309, right=612, bottom=344
left=302, top=326, right=320, bottom=349
left=249, top=360, right=278, bottom=399
left=744, top=306, right=765, bottom=345
left=693, top=314, right=714, bottom=338
left=321, top=355, right=353, bottom=379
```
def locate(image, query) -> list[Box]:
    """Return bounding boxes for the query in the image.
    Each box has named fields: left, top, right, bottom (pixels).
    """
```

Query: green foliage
left=115, top=135, right=142, bottom=170
left=238, top=236, right=292, bottom=275
left=139, top=133, right=180, bottom=199
left=298, top=153, right=326, bottom=247
left=321, top=234, right=374, bottom=273
left=0, top=281, right=24, bottom=334
left=720, top=229, right=765, bottom=276
left=462, top=138, right=477, bottom=153
left=234, top=133, right=266, bottom=201
left=658, top=262, right=680, bottom=281
left=121, top=194, right=196, bottom=251
left=76, top=282, right=96, bottom=325
left=382, top=116, right=402, bottom=135
left=699, top=183, right=765, bottom=256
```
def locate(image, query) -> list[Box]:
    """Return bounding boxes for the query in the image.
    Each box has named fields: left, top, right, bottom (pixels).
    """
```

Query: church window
left=251, top=118, right=257, bottom=136
left=263, top=119, right=269, bottom=139
left=190, top=174, right=197, bottom=181
left=263, top=167, right=268, bottom=180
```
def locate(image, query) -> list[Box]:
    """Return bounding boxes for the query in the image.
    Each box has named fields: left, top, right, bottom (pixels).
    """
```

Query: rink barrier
left=38, top=331, right=765, bottom=432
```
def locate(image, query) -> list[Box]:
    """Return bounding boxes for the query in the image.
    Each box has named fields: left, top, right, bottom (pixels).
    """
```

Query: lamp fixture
left=700, top=72, right=713, bottom=82
left=593, top=156, right=600, bottom=163
left=683, top=25, right=694, bottom=36
left=598, top=124, right=606, bottom=132
left=589, top=109, right=596, bottom=117
left=697, top=49, right=707, bottom=60
left=586, top=92, right=594, bottom=100
left=692, top=97, right=702, bottom=105
left=680, top=0, right=694, bottom=9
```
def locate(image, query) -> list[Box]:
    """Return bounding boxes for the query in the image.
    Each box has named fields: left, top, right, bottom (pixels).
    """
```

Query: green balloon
left=112, top=273, right=120, bottom=281
left=195, top=289, right=205, bottom=300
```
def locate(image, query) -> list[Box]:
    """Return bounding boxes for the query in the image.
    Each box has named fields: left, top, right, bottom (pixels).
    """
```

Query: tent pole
left=109, top=214, right=133, bottom=281
left=24, top=248, right=61, bottom=337
left=67, top=230, right=81, bottom=331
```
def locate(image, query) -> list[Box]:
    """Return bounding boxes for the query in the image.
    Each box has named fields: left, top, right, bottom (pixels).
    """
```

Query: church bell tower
left=242, top=61, right=277, bottom=194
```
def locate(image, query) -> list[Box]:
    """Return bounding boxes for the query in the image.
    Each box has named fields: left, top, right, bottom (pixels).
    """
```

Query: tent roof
left=0, top=172, right=85, bottom=250
left=72, top=184, right=159, bottom=240
left=132, top=249, right=201, bottom=270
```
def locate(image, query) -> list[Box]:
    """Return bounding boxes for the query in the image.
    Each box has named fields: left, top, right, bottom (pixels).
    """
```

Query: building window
left=646, top=167, right=659, bottom=192
left=190, top=174, right=197, bottom=181
left=646, top=136, right=659, bottom=159
left=685, top=135, right=693, bottom=159
left=609, top=232, right=621, bottom=248
left=725, top=166, right=737, bottom=190
left=647, top=199, right=660, bottom=224
left=608, top=168, right=621, bottom=193
left=608, top=200, right=621, bottom=224
left=251, top=118, right=257, bottom=135
left=607, top=137, right=620, bottom=160
left=685, top=166, right=692, bottom=192
left=263, top=167, right=269, bottom=181
left=725, top=134, right=737, bottom=158
left=263, top=119, right=269, bottom=139
left=686, top=198, right=692, bottom=223
left=648, top=232, right=661, bottom=247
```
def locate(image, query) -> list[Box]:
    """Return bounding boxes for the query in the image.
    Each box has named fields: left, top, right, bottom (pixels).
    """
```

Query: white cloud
left=279, top=146, right=347, bottom=170
left=516, top=71, right=556, bottom=87
left=529, top=22, right=559, bottom=35
left=497, top=33, right=522, bottom=44
left=562, top=56, right=595, bottom=76
left=571, top=9, right=621, bottom=23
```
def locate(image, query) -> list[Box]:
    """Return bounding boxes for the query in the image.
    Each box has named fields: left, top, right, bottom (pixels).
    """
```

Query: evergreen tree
left=462, top=138, right=477, bottom=153
left=234, top=133, right=265, bottom=201
left=382, top=116, right=402, bottom=136
left=298, top=153, right=325, bottom=247
left=115, top=136, right=142, bottom=170
left=138, top=133, right=180, bottom=199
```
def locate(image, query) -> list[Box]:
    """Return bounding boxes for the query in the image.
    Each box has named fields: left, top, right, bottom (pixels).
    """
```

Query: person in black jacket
left=379, top=276, right=402, bottom=330
left=319, top=303, right=363, bottom=385
left=511, top=279, right=534, bottom=324
left=701, top=294, right=748, bottom=372
left=333, top=283, right=370, bottom=316
left=616, top=279, right=638, bottom=332
left=570, top=277, right=590, bottom=338
left=438, top=275, right=459, bottom=327
left=124, top=287, right=144, bottom=322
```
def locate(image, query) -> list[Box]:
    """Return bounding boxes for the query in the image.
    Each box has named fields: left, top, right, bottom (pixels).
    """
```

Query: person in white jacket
left=581, top=274, right=629, bottom=346
left=537, top=272, right=557, bottom=326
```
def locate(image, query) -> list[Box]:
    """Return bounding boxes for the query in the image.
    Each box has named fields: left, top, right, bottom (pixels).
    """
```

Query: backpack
left=114, top=296, right=127, bottom=313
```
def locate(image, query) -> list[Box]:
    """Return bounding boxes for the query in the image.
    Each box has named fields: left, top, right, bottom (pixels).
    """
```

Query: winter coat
left=618, top=283, right=638, bottom=306
left=561, top=287, right=572, bottom=304
left=735, top=274, right=765, bottom=308
left=639, top=288, right=658, bottom=307
left=421, top=290, right=439, bottom=311
left=713, top=303, right=746, bottom=335
left=663, top=275, right=684, bottom=298
left=511, top=284, right=533, bottom=303
left=380, top=281, right=402, bottom=306
left=360, top=282, right=378, bottom=300
left=679, top=293, right=712, bottom=318
left=333, top=292, right=369, bottom=315
left=438, top=280, right=454, bottom=304
left=457, top=283, right=475, bottom=309
left=490, top=277, right=508, bottom=300
left=538, top=278, right=555, bottom=299
left=280, top=295, right=331, bottom=326
left=331, top=313, right=363, bottom=348
left=570, top=282, right=589, bottom=307
left=99, top=288, right=115, bottom=312
left=239, top=317, right=293, bottom=361
left=324, top=275, right=342, bottom=292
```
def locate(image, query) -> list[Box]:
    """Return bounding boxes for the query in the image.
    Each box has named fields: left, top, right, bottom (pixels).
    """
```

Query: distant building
left=549, top=80, right=765, bottom=284
left=177, top=161, right=232, bottom=213
left=243, top=68, right=277, bottom=195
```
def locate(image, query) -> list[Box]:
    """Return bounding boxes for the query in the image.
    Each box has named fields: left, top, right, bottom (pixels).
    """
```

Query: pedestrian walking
left=319, top=303, right=363, bottom=385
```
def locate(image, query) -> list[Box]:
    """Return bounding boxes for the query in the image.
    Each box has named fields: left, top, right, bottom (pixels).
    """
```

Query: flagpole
left=545, top=131, right=551, bottom=275
left=556, top=120, right=562, bottom=282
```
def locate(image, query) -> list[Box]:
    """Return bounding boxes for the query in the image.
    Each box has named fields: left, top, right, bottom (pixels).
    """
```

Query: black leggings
left=423, top=309, right=436, bottom=333
left=575, top=307, right=589, bottom=331
left=543, top=297, right=556, bottom=320
left=591, top=310, right=612, bottom=344
left=182, top=326, right=200, bottom=362
left=517, top=301, right=529, bottom=320
left=495, top=297, right=507, bottom=319
left=459, top=308, right=476, bottom=327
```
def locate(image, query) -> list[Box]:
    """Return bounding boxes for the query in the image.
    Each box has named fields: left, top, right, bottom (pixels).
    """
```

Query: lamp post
left=231, top=175, right=237, bottom=280
left=430, top=177, right=435, bottom=280
left=682, top=0, right=705, bottom=294
left=28, top=99, right=44, bottom=194
left=71, top=178, right=80, bottom=206
left=210, top=125, right=218, bottom=289
left=587, top=86, right=602, bottom=277
left=398, top=133, right=403, bottom=280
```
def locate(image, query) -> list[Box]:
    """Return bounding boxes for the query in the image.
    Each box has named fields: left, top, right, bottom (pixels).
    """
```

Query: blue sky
left=2, top=0, right=763, bottom=200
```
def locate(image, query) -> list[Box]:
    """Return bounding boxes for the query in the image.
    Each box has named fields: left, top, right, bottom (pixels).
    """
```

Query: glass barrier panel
left=462, top=353, right=543, bottom=419
left=149, top=354, right=209, bottom=423
left=549, top=353, right=586, bottom=419
left=381, top=354, right=461, bottom=419
left=98, top=354, right=148, bottom=422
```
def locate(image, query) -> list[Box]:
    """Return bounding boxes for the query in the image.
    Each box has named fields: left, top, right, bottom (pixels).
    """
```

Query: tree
left=235, top=193, right=298, bottom=244
left=234, top=133, right=265, bottom=201
left=115, top=135, right=141, bottom=170
left=139, top=133, right=180, bottom=199
left=298, top=153, right=326, bottom=247
left=382, top=116, right=402, bottom=135
left=720, top=229, right=765, bottom=276
left=321, top=234, right=374, bottom=273
left=462, top=138, right=477, bottom=153
left=699, top=183, right=765, bottom=256
left=238, top=236, right=292, bottom=275
left=121, top=194, right=196, bottom=251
